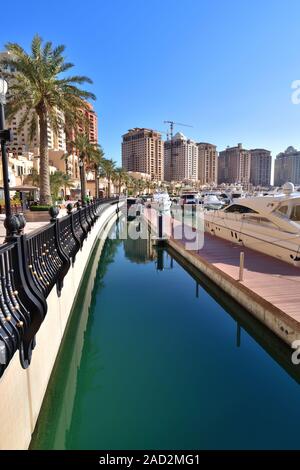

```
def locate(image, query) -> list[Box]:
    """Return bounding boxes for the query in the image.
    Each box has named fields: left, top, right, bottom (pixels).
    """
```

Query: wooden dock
left=144, top=208, right=300, bottom=346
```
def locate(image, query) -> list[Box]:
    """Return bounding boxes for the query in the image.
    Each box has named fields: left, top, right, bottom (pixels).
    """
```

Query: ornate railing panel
left=58, top=214, right=81, bottom=264
left=73, top=210, right=85, bottom=246
left=0, top=197, right=120, bottom=377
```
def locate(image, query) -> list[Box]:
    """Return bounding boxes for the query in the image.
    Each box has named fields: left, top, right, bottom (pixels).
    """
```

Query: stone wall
left=0, top=202, right=120, bottom=450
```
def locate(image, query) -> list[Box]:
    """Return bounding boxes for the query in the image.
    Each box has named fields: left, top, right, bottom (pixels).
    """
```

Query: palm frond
left=31, top=34, right=43, bottom=59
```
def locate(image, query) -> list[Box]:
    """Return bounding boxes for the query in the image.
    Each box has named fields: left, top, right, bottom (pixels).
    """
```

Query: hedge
left=29, top=205, right=51, bottom=212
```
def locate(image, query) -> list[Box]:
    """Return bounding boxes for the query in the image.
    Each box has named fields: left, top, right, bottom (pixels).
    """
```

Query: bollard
left=158, top=212, right=163, bottom=239
left=239, top=251, right=244, bottom=281
left=171, top=214, right=174, bottom=238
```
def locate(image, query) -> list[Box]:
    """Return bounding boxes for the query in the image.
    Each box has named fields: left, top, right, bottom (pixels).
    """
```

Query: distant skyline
left=1, top=0, right=300, bottom=178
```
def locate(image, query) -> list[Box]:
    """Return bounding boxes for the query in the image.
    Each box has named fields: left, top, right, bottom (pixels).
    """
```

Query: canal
left=31, top=218, right=300, bottom=450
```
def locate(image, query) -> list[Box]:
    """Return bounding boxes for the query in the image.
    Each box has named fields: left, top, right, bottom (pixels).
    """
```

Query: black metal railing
left=0, top=197, right=120, bottom=377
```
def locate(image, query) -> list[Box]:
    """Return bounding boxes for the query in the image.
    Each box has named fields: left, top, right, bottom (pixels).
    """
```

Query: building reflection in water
left=123, top=219, right=157, bottom=264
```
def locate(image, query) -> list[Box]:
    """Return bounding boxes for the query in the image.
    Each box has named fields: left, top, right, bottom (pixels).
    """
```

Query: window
left=278, top=205, right=288, bottom=216
left=225, top=204, right=258, bottom=214
left=290, top=205, right=300, bottom=222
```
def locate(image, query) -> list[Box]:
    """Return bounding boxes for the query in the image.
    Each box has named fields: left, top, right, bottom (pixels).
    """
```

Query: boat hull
left=204, top=215, right=300, bottom=267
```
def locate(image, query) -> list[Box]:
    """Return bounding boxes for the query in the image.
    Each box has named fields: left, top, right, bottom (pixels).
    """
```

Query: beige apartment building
left=0, top=51, right=67, bottom=157
left=274, top=146, right=300, bottom=186
left=218, top=143, right=251, bottom=184
left=6, top=110, right=66, bottom=157
left=197, top=142, right=218, bottom=185
left=250, top=148, right=272, bottom=187
left=164, top=132, right=198, bottom=182
left=122, top=128, right=164, bottom=181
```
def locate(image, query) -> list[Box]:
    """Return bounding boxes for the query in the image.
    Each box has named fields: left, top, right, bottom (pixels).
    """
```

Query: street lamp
left=78, top=157, right=86, bottom=206
left=0, top=77, right=20, bottom=241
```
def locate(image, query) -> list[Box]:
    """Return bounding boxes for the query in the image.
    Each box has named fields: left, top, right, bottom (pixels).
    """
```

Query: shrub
left=29, top=205, right=51, bottom=212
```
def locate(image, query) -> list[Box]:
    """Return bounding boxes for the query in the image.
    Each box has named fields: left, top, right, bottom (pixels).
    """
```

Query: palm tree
left=100, top=158, right=116, bottom=197
left=61, top=173, right=74, bottom=199
left=50, top=171, right=74, bottom=201
left=24, top=168, right=40, bottom=187
left=88, top=144, right=104, bottom=198
left=113, top=167, right=128, bottom=195
left=3, top=35, right=96, bottom=205
left=133, top=178, right=146, bottom=196
left=69, top=134, right=102, bottom=202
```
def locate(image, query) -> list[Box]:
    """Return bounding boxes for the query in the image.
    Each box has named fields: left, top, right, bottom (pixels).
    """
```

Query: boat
left=179, top=191, right=199, bottom=207
left=150, top=192, right=172, bottom=212
left=126, top=197, right=143, bottom=220
left=204, top=182, right=300, bottom=266
left=203, top=194, right=225, bottom=210
left=229, top=185, right=246, bottom=201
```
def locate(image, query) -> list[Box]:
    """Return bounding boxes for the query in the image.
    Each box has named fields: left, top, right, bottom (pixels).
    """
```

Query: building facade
left=197, top=142, right=218, bottom=185
left=164, top=132, right=198, bottom=182
left=122, top=128, right=164, bottom=181
left=250, top=148, right=272, bottom=187
left=0, top=51, right=67, bottom=157
left=218, top=143, right=251, bottom=184
left=274, top=146, right=300, bottom=186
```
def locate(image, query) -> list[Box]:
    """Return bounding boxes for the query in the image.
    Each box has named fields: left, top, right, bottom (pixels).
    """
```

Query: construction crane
left=163, top=121, right=193, bottom=172
left=163, top=120, right=193, bottom=140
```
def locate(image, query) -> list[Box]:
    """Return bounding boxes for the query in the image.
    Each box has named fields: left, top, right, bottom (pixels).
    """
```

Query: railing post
left=49, top=206, right=71, bottom=295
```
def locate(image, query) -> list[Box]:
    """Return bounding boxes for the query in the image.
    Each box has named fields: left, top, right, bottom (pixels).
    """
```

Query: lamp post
left=0, top=78, right=19, bottom=241
left=78, top=157, right=86, bottom=206
left=96, top=173, right=100, bottom=200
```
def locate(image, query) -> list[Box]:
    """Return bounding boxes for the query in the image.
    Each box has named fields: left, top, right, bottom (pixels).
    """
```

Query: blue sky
left=1, top=0, right=300, bottom=169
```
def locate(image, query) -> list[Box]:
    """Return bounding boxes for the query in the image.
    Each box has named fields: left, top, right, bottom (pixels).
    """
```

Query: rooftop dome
left=285, top=146, right=297, bottom=154
left=282, top=182, right=295, bottom=194
left=173, top=132, right=187, bottom=141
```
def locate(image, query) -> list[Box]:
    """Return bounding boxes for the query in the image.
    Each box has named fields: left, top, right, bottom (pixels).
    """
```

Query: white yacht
left=203, top=194, right=225, bottom=210
left=204, top=182, right=300, bottom=267
left=150, top=192, right=172, bottom=212
left=179, top=191, right=199, bottom=206
left=229, top=185, right=245, bottom=201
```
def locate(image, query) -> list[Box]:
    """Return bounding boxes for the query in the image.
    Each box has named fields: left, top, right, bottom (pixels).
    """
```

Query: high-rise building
left=274, top=146, right=300, bottom=186
left=218, top=143, right=251, bottom=184
left=164, top=132, right=198, bottom=182
left=197, top=142, right=218, bottom=185
left=68, top=102, right=98, bottom=150
left=0, top=51, right=67, bottom=156
left=122, top=128, right=164, bottom=181
left=250, top=148, right=272, bottom=187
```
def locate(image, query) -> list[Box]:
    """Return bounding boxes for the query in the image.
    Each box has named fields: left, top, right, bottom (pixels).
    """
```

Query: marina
left=144, top=207, right=300, bottom=346
left=30, top=218, right=300, bottom=450
left=1, top=5, right=300, bottom=454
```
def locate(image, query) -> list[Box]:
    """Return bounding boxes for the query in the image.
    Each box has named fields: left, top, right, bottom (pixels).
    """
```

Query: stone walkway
left=0, top=209, right=68, bottom=243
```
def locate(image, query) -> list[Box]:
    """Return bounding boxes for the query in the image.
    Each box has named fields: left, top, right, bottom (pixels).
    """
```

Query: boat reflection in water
left=31, top=214, right=300, bottom=450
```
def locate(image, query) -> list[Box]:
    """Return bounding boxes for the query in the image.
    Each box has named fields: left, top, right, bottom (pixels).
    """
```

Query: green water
left=31, top=220, right=300, bottom=450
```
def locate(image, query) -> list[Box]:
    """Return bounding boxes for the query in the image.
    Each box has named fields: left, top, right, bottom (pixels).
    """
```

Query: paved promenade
left=0, top=209, right=67, bottom=243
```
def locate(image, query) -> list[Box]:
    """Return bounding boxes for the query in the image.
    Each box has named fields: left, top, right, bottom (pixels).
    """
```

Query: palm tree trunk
left=107, top=177, right=111, bottom=197
left=38, top=109, right=52, bottom=205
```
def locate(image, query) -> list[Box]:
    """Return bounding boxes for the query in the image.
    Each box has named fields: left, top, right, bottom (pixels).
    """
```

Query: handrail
left=0, top=197, right=120, bottom=377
